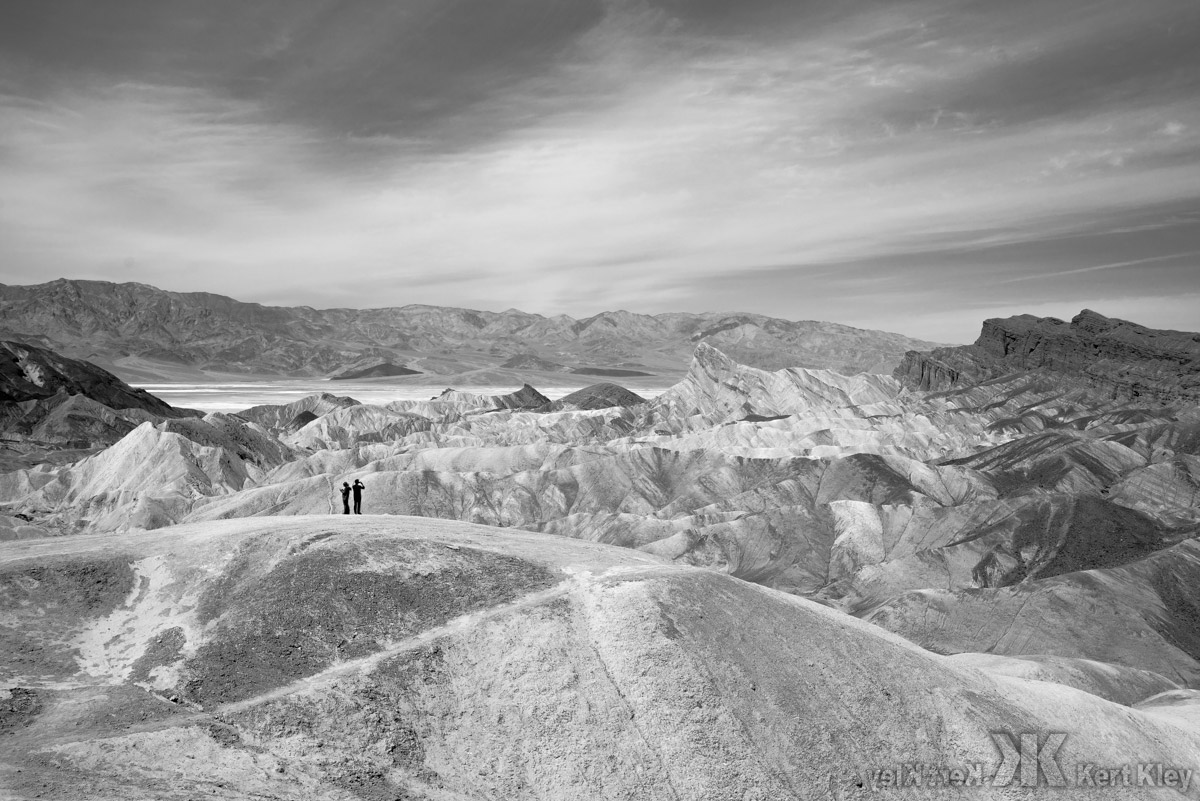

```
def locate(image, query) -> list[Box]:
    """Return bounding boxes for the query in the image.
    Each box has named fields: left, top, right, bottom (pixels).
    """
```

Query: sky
left=1, top=0, right=1198, bottom=343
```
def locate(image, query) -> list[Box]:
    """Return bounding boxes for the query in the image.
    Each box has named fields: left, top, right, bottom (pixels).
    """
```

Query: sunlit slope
left=3, top=516, right=1200, bottom=800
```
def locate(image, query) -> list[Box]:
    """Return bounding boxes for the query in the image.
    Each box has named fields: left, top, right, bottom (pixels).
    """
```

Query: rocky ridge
left=0, top=341, right=199, bottom=472
left=896, top=309, right=1200, bottom=403
left=0, top=341, right=180, bottom=413
left=0, top=279, right=942, bottom=381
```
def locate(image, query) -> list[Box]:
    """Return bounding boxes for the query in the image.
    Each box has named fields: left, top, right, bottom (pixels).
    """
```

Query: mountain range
left=0, top=279, right=942, bottom=383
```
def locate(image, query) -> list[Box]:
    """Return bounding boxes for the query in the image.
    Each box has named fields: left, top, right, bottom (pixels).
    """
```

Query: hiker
left=352, top=478, right=365, bottom=514
left=340, top=482, right=351, bottom=515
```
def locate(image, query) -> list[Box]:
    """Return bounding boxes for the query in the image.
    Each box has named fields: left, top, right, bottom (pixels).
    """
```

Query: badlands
left=2, top=309, right=1200, bottom=799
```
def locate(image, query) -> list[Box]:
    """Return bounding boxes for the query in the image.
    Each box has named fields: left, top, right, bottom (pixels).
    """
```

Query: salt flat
left=134, top=382, right=672, bottom=412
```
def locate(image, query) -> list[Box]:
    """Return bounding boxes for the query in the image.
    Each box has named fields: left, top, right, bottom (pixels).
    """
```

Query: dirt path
left=217, top=560, right=685, bottom=716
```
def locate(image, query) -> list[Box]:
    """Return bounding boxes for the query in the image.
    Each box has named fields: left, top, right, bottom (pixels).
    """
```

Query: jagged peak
left=503, top=384, right=551, bottom=406
left=1069, top=307, right=1156, bottom=337
left=688, top=341, right=741, bottom=377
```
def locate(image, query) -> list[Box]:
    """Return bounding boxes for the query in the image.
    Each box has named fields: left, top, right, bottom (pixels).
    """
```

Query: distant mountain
left=896, top=309, right=1200, bottom=404
left=430, top=384, right=551, bottom=411
left=569, top=367, right=654, bottom=377
left=330, top=361, right=421, bottom=380
left=0, top=279, right=942, bottom=381
left=499, top=354, right=566, bottom=372
left=538, top=383, right=648, bottom=412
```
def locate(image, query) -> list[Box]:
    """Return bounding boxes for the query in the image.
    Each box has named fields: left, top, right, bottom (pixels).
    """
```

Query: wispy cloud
left=996, top=251, right=1200, bottom=284
left=1, top=0, right=1198, bottom=341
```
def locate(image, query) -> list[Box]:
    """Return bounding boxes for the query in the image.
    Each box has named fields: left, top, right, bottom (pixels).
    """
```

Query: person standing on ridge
left=340, top=482, right=351, bottom=515
left=352, top=479, right=365, bottom=514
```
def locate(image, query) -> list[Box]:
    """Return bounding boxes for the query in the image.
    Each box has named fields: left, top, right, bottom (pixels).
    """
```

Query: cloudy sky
left=1, top=0, right=1198, bottom=342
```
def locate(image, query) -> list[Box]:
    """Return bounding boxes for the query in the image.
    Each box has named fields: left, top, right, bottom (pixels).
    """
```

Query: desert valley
left=4, top=0, right=1199, bottom=797
left=2, top=280, right=1200, bottom=799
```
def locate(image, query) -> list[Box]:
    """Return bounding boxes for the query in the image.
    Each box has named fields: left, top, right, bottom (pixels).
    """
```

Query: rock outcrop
left=897, top=309, right=1200, bottom=403
left=236, top=392, right=360, bottom=433
left=654, top=342, right=899, bottom=428
left=0, top=341, right=181, bottom=414
left=0, top=341, right=197, bottom=470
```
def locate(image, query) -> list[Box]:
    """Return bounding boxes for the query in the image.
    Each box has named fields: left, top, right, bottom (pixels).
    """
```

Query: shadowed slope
left=236, top=392, right=361, bottom=433
left=0, top=341, right=180, bottom=414
left=538, top=383, right=647, bottom=412
left=0, top=340, right=198, bottom=470
left=866, top=538, right=1200, bottom=686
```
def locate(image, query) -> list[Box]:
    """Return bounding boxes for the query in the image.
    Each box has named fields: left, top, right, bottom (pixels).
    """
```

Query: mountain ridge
left=0, top=278, right=943, bottom=381
left=895, top=308, right=1200, bottom=403
left=0, top=339, right=200, bottom=470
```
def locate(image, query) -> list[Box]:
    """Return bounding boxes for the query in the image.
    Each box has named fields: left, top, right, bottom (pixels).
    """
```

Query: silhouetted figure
left=352, top=479, right=365, bottom=514
left=340, top=482, right=351, bottom=515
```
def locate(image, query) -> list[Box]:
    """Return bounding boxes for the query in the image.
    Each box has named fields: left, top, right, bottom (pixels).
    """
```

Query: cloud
left=996, top=251, right=1200, bottom=284
left=1, top=0, right=1198, bottom=343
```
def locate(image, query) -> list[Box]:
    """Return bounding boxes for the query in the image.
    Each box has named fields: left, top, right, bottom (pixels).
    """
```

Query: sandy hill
left=3, top=516, right=1200, bottom=800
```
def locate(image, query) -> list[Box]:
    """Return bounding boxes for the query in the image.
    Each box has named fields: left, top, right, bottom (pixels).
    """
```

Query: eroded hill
left=0, top=340, right=201, bottom=472
left=4, top=518, right=1200, bottom=800
left=3, top=313, right=1200, bottom=799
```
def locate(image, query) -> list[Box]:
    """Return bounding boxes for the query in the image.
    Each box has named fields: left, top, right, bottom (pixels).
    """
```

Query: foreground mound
left=2, top=516, right=1200, bottom=800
